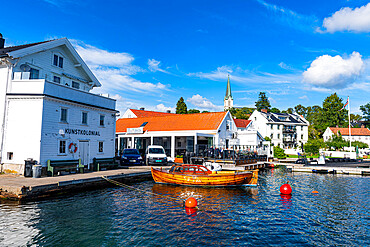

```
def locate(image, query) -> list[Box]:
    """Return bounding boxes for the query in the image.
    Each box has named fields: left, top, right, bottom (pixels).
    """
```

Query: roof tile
left=329, top=127, right=370, bottom=136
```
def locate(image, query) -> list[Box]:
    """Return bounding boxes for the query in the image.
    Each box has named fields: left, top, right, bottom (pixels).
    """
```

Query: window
left=99, top=115, right=105, bottom=126
left=277, top=134, right=280, bottom=139
left=177, top=142, right=182, bottom=147
left=277, top=125, right=280, bottom=130
left=98, top=142, right=104, bottom=153
left=53, top=54, right=63, bottom=68
left=59, top=140, right=66, bottom=154
left=72, top=81, right=80, bottom=89
left=271, top=125, right=273, bottom=129
left=7, top=152, right=13, bottom=160
left=29, top=68, right=39, bottom=79
left=53, top=76, right=61, bottom=84
left=301, top=134, right=304, bottom=139
left=60, top=108, right=68, bottom=122
left=82, top=112, right=88, bottom=125
left=301, top=126, right=303, bottom=131
left=270, top=134, right=273, bottom=139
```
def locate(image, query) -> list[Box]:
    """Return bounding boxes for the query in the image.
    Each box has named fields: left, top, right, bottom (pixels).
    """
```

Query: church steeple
left=224, top=75, right=233, bottom=111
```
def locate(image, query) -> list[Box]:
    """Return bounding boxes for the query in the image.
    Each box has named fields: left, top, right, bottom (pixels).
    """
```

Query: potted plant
left=174, top=155, right=184, bottom=163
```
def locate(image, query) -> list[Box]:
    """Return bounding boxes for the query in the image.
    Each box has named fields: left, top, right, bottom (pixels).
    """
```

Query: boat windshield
left=149, top=148, right=165, bottom=154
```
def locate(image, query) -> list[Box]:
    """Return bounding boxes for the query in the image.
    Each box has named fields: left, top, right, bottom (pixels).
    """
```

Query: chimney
left=140, top=107, right=145, bottom=111
left=0, top=33, right=4, bottom=49
left=166, top=110, right=171, bottom=113
left=261, top=109, right=268, bottom=113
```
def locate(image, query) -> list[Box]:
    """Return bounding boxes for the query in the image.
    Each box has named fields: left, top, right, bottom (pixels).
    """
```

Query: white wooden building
left=0, top=35, right=116, bottom=174
left=323, top=126, right=370, bottom=147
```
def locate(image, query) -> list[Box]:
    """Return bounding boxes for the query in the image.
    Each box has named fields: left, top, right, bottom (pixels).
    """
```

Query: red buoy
left=280, top=183, right=292, bottom=195
left=185, top=197, right=198, bottom=208
left=185, top=207, right=198, bottom=216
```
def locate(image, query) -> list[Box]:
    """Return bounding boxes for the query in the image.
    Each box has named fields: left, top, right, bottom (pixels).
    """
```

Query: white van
left=145, top=145, right=168, bottom=165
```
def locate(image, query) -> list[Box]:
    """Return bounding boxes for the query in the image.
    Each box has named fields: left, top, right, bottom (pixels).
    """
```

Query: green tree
left=255, top=92, right=271, bottom=111
left=360, top=102, right=370, bottom=121
left=294, top=104, right=307, bottom=118
left=282, top=108, right=293, bottom=114
left=317, top=93, right=347, bottom=135
left=176, top=97, right=187, bottom=114
left=273, top=146, right=286, bottom=159
left=306, top=105, right=322, bottom=125
left=303, top=139, right=325, bottom=155
left=229, top=107, right=254, bottom=119
left=325, top=132, right=348, bottom=151
left=202, top=110, right=209, bottom=113
left=188, top=109, right=200, bottom=114
left=270, top=107, right=280, bottom=113
left=351, top=141, right=369, bottom=149
left=349, top=114, right=362, bottom=124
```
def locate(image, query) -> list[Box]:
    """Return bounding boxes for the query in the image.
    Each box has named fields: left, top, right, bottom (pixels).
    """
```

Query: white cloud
left=322, top=3, right=370, bottom=33
left=299, top=95, right=308, bottom=100
left=155, top=104, right=175, bottom=113
left=188, top=65, right=299, bottom=85
left=187, top=94, right=223, bottom=111
left=71, top=40, right=168, bottom=94
left=148, top=59, right=169, bottom=73
left=303, top=52, right=364, bottom=89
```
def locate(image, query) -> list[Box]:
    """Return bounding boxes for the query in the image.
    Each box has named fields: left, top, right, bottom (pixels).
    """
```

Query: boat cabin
left=169, top=164, right=212, bottom=175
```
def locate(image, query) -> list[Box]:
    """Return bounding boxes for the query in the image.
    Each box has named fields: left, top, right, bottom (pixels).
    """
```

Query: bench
left=47, top=159, right=83, bottom=177
left=92, top=157, right=118, bottom=171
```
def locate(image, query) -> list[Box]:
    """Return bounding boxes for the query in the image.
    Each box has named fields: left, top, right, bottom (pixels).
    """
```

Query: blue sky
left=2, top=0, right=370, bottom=116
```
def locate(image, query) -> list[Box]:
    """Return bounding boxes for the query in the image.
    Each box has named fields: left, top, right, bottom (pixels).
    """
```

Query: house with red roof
left=121, top=108, right=175, bottom=118
left=233, top=118, right=266, bottom=150
left=323, top=126, right=370, bottom=146
left=116, top=111, right=239, bottom=158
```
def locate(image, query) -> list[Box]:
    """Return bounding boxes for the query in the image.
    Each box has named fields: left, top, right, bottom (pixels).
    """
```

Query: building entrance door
left=79, top=141, right=90, bottom=169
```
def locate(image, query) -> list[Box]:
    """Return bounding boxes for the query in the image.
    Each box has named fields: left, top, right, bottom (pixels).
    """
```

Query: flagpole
left=348, top=96, right=351, bottom=152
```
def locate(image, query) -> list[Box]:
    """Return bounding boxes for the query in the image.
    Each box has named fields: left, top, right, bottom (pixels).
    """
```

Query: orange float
left=185, top=197, right=197, bottom=208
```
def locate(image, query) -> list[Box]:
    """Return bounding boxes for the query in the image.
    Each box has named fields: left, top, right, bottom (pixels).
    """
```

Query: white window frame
left=98, top=141, right=104, bottom=153
left=99, top=115, right=105, bottom=127
left=53, top=53, right=64, bottom=68
left=60, top=108, right=68, bottom=123
left=58, top=140, right=67, bottom=155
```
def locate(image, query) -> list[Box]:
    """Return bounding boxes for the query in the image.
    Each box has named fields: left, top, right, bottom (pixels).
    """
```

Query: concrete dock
left=0, top=166, right=152, bottom=201
left=284, top=163, right=370, bottom=175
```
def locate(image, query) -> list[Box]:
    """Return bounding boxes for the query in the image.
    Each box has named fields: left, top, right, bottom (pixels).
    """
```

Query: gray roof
left=260, top=111, right=307, bottom=124
left=0, top=40, right=53, bottom=58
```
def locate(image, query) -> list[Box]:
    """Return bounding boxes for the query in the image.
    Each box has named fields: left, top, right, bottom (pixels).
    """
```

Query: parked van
left=145, top=145, right=168, bottom=165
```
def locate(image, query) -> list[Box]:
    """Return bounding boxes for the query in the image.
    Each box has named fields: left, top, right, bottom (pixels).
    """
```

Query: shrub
left=274, top=146, right=286, bottom=159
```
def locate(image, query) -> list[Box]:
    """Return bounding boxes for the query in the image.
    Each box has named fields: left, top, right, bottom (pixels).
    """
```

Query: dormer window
left=53, top=54, right=64, bottom=68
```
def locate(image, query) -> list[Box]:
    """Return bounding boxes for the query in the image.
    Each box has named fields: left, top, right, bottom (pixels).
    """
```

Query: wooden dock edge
left=0, top=172, right=152, bottom=202
left=284, top=164, right=370, bottom=176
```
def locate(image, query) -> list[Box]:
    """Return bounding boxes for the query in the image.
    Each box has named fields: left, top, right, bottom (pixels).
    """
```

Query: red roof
left=130, top=109, right=176, bottom=118
left=117, top=112, right=227, bottom=132
left=329, top=127, right=370, bottom=136
left=234, top=119, right=251, bottom=128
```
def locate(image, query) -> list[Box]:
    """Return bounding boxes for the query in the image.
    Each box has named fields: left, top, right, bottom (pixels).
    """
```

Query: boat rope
left=101, top=176, right=185, bottom=204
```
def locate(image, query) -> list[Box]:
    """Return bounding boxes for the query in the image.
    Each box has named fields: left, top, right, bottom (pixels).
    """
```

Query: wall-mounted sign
left=64, top=128, right=100, bottom=136
left=127, top=127, right=144, bottom=134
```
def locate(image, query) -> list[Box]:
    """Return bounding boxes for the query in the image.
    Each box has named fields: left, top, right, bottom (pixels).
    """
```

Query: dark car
left=120, top=149, right=143, bottom=165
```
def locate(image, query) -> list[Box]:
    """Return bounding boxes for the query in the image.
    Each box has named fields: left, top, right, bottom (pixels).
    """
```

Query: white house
left=248, top=110, right=309, bottom=148
left=121, top=108, right=174, bottom=118
left=323, top=126, right=370, bottom=147
left=0, top=34, right=116, bottom=174
left=116, top=111, right=238, bottom=158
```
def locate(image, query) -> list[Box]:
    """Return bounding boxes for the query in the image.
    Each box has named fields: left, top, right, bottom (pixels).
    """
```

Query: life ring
left=68, top=143, right=78, bottom=153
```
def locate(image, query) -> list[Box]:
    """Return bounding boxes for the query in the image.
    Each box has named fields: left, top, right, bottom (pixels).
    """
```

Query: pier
left=283, top=162, right=370, bottom=175
left=0, top=167, right=152, bottom=201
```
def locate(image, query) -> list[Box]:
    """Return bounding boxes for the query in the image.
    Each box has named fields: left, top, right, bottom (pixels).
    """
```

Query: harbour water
left=0, top=168, right=369, bottom=246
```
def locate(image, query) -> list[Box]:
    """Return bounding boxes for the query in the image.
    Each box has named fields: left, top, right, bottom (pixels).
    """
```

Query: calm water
left=0, top=169, right=369, bottom=247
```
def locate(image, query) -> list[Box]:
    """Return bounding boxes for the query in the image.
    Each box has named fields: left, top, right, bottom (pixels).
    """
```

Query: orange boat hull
left=151, top=168, right=258, bottom=187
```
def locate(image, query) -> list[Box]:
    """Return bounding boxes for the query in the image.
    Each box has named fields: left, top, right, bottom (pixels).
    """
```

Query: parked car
left=120, top=149, right=143, bottom=165
left=145, top=145, right=168, bottom=166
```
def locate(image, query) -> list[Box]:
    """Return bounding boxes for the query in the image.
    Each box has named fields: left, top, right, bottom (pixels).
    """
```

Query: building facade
left=323, top=126, right=370, bottom=147
left=116, top=111, right=238, bottom=158
left=248, top=110, right=309, bottom=148
left=0, top=35, right=116, bottom=173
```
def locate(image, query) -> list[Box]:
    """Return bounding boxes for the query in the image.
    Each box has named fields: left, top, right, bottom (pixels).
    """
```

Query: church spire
left=225, top=74, right=233, bottom=100
left=224, top=75, right=233, bottom=111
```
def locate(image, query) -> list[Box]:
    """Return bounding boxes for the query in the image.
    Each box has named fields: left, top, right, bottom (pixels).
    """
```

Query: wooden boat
left=151, top=164, right=258, bottom=187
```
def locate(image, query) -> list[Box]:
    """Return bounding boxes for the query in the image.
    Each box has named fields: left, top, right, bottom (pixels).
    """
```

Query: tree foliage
left=188, top=109, right=200, bottom=114
left=255, top=92, right=271, bottom=111
left=360, top=102, right=370, bottom=121
left=317, top=93, right=347, bottom=134
left=282, top=108, right=293, bottom=114
left=352, top=141, right=369, bottom=149
left=270, top=107, right=280, bottom=113
left=303, top=139, right=325, bottom=155
left=176, top=97, right=187, bottom=114
left=294, top=104, right=307, bottom=118
left=229, top=107, right=254, bottom=119
left=273, top=146, right=286, bottom=159
left=325, top=132, right=348, bottom=151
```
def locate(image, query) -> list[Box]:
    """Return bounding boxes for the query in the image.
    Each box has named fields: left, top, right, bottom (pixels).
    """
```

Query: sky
left=2, top=0, right=370, bottom=116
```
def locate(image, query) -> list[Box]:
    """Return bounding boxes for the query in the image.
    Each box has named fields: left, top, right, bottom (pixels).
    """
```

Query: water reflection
left=0, top=172, right=368, bottom=246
